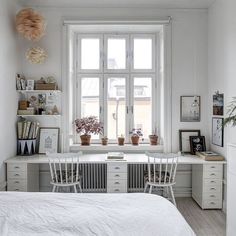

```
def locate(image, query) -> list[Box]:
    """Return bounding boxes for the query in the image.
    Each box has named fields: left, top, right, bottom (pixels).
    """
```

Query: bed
left=0, top=192, right=195, bottom=236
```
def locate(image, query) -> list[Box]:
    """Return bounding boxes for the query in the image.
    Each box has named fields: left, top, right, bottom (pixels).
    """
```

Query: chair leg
left=52, top=185, right=56, bottom=192
left=78, top=182, right=82, bottom=193
left=149, top=185, right=153, bottom=194
left=73, top=185, right=77, bottom=193
left=144, top=182, right=148, bottom=193
left=170, top=186, right=176, bottom=207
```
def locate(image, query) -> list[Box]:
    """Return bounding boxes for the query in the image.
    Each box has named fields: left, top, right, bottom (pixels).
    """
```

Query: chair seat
left=144, top=170, right=171, bottom=183
left=53, top=170, right=81, bottom=184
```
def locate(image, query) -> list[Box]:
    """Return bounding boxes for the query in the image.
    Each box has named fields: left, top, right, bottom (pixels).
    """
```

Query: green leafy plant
left=224, top=97, right=236, bottom=127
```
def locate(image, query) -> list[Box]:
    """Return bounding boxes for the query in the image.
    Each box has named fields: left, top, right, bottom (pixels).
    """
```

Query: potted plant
left=118, top=134, right=125, bottom=146
left=149, top=134, right=158, bottom=145
left=101, top=136, right=108, bottom=145
left=74, top=116, right=103, bottom=145
left=224, top=97, right=236, bottom=127
left=130, top=128, right=143, bottom=145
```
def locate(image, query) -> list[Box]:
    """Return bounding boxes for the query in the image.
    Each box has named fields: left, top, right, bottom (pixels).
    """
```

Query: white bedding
left=0, top=192, right=195, bottom=236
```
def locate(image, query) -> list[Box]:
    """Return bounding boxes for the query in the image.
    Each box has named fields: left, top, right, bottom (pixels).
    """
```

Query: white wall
left=208, top=0, right=236, bottom=154
left=0, top=0, right=21, bottom=189
left=18, top=6, right=208, bottom=152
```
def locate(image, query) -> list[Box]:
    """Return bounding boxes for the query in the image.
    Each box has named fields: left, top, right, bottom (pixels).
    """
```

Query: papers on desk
left=106, top=152, right=125, bottom=161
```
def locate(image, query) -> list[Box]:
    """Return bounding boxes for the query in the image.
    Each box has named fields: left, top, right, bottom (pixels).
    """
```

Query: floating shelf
left=17, top=115, right=61, bottom=117
left=17, top=90, right=61, bottom=93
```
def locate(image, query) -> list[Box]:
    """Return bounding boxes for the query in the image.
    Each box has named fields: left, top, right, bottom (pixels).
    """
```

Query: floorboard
left=176, top=198, right=226, bottom=236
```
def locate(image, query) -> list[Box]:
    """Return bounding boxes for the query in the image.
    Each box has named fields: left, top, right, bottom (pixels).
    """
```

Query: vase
left=101, top=138, right=108, bottom=145
left=149, top=135, right=158, bottom=145
left=118, top=137, right=125, bottom=145
left=80, top=134, right=91, bottom=145
left=131, top=136, right=139, bottom=145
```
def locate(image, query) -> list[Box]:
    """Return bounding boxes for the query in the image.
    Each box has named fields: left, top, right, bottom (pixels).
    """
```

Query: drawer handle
left=115, top=167, right=120, bottom=170
left=210, top=188, right=216, bottom=190
left=115, top=174, right=120, bottom=177
left=14, top=181, right=20, bottom=184
left=210, top=195, right=215, bottom=197
left=14, top=189, right=20, bottom=191
left=210, top=166, right=216, bottom=169
left=14, top=174, right=20, bottom=176
left=115, top=189, right=120, bottom=192
left=14, top=166, right=20, bottom=169
left=115, top=182, right=120, bottom=184
left=210, top=173, right=216, bottom=176
left=210, top=202, right=215, bottom=205
left=210, top=181, right=216, bottom=183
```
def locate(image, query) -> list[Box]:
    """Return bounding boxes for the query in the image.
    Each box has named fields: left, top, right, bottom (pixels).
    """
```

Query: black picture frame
left=213, top=94, right=224, bottom=116
left=179, top=129, right=201, bottom=153
left=180, top=96, right=201, bottom=122
left=189, top=136, right=206, bottom=155
left=212, top=117, right=224, bottom=147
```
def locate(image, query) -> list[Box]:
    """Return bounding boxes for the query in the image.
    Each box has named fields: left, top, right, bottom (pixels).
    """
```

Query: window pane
left=107, top=78, right=126, bottom=139
left=81, top=77, right=100, bottom=139
left=81, top=39, right=100, bottom=70
left=107, top=38, right=126, bottom=69
left=133, top=77, right=152, bottom=139
left=133, top=38, right=152, bottom=70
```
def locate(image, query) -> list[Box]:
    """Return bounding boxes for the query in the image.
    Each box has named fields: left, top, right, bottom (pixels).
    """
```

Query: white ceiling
left=19, top=0, right=216, bottom=9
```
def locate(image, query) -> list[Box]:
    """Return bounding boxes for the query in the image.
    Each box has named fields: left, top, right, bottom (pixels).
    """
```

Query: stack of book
left=107, top=152, right=125, bottom=160
left=17, top=120, right=40, bottom=140
left=196, top=151, right=225, bottom=161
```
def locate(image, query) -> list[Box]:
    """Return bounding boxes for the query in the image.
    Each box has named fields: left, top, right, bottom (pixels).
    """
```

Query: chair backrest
left=47, top=152, right=82, bottom=184
left=145, top=152, right=179, bottom=185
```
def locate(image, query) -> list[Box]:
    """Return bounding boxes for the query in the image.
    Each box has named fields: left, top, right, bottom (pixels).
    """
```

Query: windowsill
left=70, top=144, right=164, bottom=153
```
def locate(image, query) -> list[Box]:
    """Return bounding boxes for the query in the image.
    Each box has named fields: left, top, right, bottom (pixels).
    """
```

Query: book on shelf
left=17, top=120, right=40, bottom=140
left=196, top=151, right=225, bottom=161
left=107, top=152, right=125, bottom=160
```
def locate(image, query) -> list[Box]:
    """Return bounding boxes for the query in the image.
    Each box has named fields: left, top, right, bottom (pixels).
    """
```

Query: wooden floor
left=176, top=198, right=226, bottom=236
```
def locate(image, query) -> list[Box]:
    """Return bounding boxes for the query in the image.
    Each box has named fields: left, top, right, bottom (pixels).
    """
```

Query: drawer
left=8, top=163, right=27, bottom=172
left=7, top=171, right=27, bottom=180
left=204, top=164, right=223, bottom=173
left=203, top=185, right=221, bottom=194
left=204, top=171, right=222, bottom=179
left=7, top=185, right=27, bottom=192
left=8, top=179, right=27, bottom=188
left=107, top=185, right=127, bottom=193
left=204, top=179, right=222, bottom=186
left=107, top=179, right=127, bottom=188
left=203, top=199, right=222, bottom=209
left=107, top=172, right=127, bottom=180
left=107, top=163, right=127, bottom=173
left=203, top=192, right=221, bottom=200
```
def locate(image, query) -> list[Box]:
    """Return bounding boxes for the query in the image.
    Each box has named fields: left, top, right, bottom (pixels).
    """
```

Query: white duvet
left=0, top=192, right=195, bottom=236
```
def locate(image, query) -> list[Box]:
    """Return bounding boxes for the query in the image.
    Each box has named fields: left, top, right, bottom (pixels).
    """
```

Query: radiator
left=79, top=163, right=107, bottom=193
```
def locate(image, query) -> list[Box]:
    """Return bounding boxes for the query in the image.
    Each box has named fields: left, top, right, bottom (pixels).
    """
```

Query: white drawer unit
left=192, top=163, right=223, bottom=209
left=107, top=162, right=127, bottom=193
left=7, top=163, right=39, bottom=192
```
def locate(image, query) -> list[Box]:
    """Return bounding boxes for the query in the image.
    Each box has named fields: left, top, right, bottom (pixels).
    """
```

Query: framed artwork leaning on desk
left=38, top=127, right=60, bottom=154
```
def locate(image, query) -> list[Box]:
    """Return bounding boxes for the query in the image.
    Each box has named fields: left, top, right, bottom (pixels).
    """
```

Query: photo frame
left=189, top=136, right=206, bottom=154
left=180, top=96, right=201, bottom=122
left=213, top=93, right=224, bottom=116
left=26, top=80, right=35, bottom=90
left=38, top=127, right=60, bottom=154
left=179, top=129, right=201, bottom=153
left=212, top=118, right=224, bottom=147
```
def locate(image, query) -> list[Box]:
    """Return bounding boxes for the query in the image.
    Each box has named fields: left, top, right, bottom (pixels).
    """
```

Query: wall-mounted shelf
left=17, top=115, right=61, bottom=118
left=17, top=90, right=61, bottom=93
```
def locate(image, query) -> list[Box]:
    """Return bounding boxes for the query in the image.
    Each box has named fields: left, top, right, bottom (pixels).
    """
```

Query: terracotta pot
left=101, top=138, right=108, bottom=146
left=149, top=135, right=158, bottom=145
left=80, top=134, right=91, bottom=146
left=131, top=136, right=139, bottom=145
left=118, top=137, right=125, bottom=146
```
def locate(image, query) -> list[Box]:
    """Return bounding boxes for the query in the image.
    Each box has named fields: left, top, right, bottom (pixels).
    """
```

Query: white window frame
left=73, top=32, right=159, bottom=144
left=104, top=34, right=129, bottom=73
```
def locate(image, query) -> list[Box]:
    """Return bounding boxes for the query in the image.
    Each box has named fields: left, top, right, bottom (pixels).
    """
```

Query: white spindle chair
left=144, top=152, right=178, bottom=206
left=47, top=152, right=82, bottom=193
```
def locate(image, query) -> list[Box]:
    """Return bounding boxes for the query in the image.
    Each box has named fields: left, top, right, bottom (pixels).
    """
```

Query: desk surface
left=5, top=154, right=226, bottom=165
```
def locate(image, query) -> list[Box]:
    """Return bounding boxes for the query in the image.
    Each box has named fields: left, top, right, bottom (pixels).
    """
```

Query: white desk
left=5, top=154, right=226, bottom=209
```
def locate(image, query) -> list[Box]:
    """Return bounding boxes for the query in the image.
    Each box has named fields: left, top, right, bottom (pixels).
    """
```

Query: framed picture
left=180, top=96, right=201, bottom=122
left=212, top=118, right=224, bottom=147
left=179, top=129, right=201, bottom=153
left=26, top=80, right=35, bottom=90
left=189, top=136, right=206, bottom=155
left=213, top=93, right=224, bottom=116
left=38, top=128, right=60, bottom=154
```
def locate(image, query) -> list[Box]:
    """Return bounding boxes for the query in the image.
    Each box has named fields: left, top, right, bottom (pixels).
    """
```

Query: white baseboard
left=0, top=181, right=6, bottom=191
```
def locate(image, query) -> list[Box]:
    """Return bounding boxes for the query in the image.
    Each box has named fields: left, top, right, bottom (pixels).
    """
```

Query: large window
left=74, top=33, right=158, bottom=143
